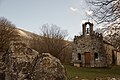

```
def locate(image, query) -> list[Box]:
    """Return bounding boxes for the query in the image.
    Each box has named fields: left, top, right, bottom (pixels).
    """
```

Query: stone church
left=71, top=22, right=107, bottom=67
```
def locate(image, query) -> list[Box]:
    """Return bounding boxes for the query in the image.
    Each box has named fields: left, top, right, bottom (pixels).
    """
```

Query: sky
left=0, top=0, right=93, bottom=39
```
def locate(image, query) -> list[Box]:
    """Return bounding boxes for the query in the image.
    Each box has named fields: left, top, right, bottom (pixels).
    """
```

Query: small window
left=86, top=24, right=90, bottom=35
left=94, top=53, right=98, bottom=59
left=78, top=53, right=81, bottom=60
left=0, top=73, right=5, bottom=80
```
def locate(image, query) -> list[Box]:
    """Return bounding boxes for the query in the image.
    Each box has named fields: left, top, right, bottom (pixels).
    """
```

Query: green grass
left=64, top=64, right=120, bottom=80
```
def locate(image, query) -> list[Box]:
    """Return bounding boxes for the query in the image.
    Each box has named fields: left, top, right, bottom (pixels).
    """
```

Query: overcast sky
left=0, top=0, right=92, bottom=39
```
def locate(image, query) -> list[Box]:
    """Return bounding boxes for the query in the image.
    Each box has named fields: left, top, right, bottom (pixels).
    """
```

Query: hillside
left=13, top=28, right=72, bottom=63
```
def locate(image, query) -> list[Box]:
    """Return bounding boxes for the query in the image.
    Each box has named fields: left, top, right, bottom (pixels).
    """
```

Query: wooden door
left=85, top=52, right=91, bottom=66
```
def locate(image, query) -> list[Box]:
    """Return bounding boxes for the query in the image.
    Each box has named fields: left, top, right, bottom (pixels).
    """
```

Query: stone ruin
left=71, top=22, right=107, bottom=67
left=0, top=41, right=67, bottom=80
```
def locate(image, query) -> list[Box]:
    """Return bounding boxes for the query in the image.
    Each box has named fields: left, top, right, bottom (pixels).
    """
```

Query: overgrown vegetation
left=30, top=24, right=72, bottom=62
left=64, top=64, right=120, bottom=80
left=0, top=17, right=16, bottom=80
left=0, top=17, right=16, bottom=52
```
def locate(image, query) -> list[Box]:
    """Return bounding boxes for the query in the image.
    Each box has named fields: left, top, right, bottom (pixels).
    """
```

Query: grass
left=64, top=64, right=120, bottom=80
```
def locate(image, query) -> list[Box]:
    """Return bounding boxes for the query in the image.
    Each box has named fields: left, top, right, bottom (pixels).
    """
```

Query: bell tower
left=82, top=22, right=93, bottom=35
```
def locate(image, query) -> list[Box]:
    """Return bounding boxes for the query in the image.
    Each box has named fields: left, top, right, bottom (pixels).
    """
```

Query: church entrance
left=84, top=52, right=91, bottom=67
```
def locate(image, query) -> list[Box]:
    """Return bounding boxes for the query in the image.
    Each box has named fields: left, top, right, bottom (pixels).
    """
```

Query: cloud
left=70, top=7, right=78, bottom=12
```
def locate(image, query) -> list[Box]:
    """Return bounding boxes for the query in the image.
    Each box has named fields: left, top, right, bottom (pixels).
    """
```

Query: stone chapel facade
left=71, top=22, right=107, bottom=67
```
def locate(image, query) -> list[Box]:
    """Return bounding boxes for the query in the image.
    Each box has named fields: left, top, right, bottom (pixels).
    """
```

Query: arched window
left=86, top=24, right=90, bottom=35
left=94, top=53, right=98, bottom=59
left=78, top=53, right=81, bottom=60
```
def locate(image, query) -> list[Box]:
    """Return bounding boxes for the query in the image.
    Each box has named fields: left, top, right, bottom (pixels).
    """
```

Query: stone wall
left=104, top=41, right=120, bottom=66
left=104, top=42, right=114, bottom=65
left=72, top=32, right=107, bottom=67
left=116, top=51, right=120, bottom=65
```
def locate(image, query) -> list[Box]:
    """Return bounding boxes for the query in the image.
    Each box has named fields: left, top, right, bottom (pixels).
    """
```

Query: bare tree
left=0, top=17, right=16, bottom=79
left=105, top=26, right=120, bottom=51
left=89, top=0, right=120, bottom=24
left=39, top=24, right=69, bottom=60
left=0, top=17, right=15, bottom=52
left=88, top=0, right=120, bottom=51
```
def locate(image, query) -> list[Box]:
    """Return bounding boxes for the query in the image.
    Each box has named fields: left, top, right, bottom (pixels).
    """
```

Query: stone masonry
left=71, top=22, right=107, bottom=67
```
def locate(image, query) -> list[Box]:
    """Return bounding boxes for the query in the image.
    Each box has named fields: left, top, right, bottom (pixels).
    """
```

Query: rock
left=117, top=78, right=120, bottom=80
left=111, top=78, right=116, bottom=80
left=5, top=41, right=67, bottom=80
left=81, top=79, right=89, bottom=80
left=31, top=53, right=67, bottom=80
